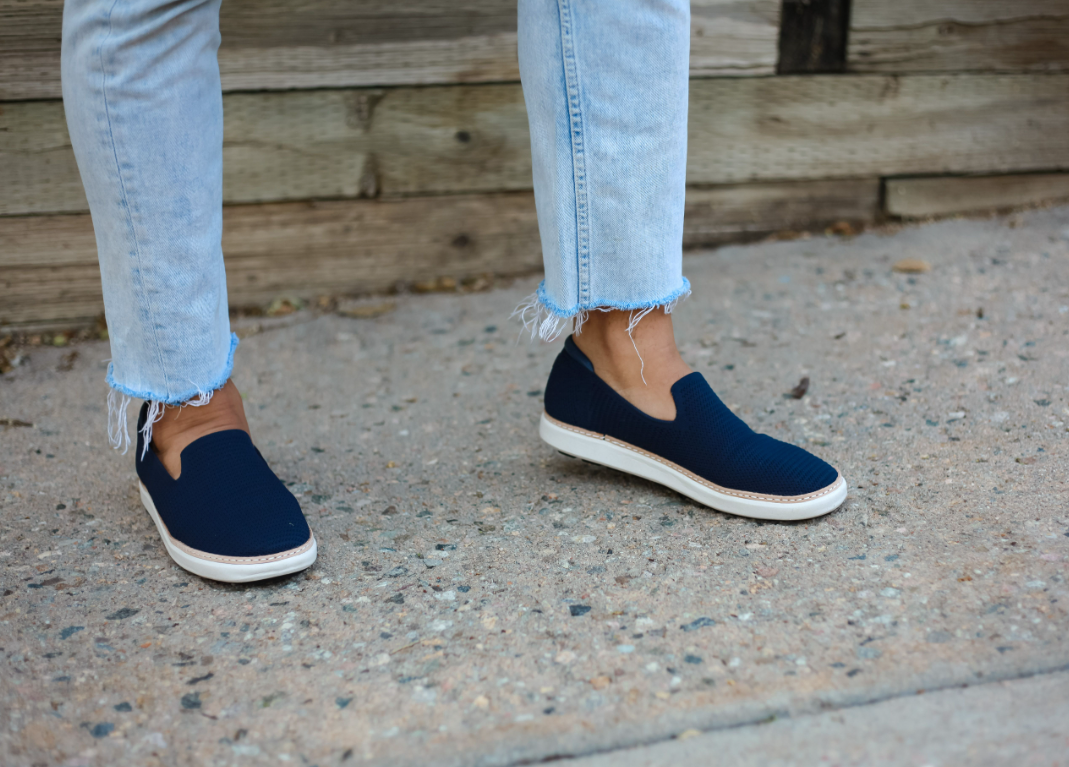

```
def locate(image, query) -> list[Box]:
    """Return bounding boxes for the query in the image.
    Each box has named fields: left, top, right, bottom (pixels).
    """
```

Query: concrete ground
left=1, top=207, right=1067, bottom=767
left=570, top=669, right=1069, bottom=767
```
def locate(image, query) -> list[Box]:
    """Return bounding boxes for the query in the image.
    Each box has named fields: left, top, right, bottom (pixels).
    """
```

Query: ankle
left=571, top=309, right=691, bottom=419
left=148, top=380, right=249, bottom=478
left=574, top=311, right=688, bottom=381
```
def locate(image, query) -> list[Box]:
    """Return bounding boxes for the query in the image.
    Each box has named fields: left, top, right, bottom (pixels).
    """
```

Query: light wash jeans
left=61, top=0, right=691, bottom=446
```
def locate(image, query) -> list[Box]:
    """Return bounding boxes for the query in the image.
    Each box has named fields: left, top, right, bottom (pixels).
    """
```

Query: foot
left=541, top=332, right=846, bottom=520
left=134, top=392, right=316, bottom=583
left=150, top=379, right=249, bottom=479
left=571, top=309, right=691, bottom=420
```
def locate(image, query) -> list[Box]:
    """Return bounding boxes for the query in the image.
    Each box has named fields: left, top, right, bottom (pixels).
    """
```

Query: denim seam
left=535, top=277, right=693, bottom=319
left=106, top=332, right=239, bottom=406
left=98, top=0, right=172, bottom=396
left=555, top=0, right=591, bottom=307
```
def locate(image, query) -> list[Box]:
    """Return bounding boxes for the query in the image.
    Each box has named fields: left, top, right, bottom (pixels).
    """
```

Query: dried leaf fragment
left=0, top=418, right=33, bottom=428
left=892, top=259, right=931, bottom=274
left=265, top=296, right=303, bottom=316
left=788, top=377, right=810, bottom=399
left=826, top=221, right=856, bottom=237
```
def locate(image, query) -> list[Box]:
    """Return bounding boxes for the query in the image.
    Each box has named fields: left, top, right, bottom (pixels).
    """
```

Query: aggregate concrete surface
left=568, top=669, right=1069, bottom=767
left=2, top=207, right=1067, bottom=767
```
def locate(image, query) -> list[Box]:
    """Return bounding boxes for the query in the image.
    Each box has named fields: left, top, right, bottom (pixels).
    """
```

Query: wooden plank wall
left=2, top=0, right=1069, bottom=328
left=8, top=75, right=1068, bottom=217
left=0, top=0, right=781, bottom=100
left=886, top=173, right=1069, bottom=218
left=849, top=1, right=1069, bottom=74
left=1, top=181, right=882, bottom=326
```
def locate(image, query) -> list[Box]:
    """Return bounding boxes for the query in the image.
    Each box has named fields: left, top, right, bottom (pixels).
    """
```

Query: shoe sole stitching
left=543, top=412, right=843, bottom=504
left=139, top=482, right=315, bottom=564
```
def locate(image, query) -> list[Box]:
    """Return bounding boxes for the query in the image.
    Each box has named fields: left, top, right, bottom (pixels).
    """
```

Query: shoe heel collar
left=563, top=335, right=594, bottom=373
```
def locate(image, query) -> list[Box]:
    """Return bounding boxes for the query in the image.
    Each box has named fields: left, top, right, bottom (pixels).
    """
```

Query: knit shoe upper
left=544, top=336, right=840, bottom=498
left=135, top=403, right=311, bottom=558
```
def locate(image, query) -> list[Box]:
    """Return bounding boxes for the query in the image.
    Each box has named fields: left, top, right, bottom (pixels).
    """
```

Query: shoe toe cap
left=168, top=487, right=311, bottom=558
left=154, top=435, right=313, bottom=558
left=735, top=436, right=841, bottom=497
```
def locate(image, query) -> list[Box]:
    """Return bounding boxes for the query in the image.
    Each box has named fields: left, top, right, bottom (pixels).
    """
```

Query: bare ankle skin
left=571, top=310, right=692, bottom=420
left=149, top=379, right=250, bottom=479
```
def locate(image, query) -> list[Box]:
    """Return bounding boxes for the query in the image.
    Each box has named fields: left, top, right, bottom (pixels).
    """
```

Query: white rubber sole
left=139, top=482, right=317, bottom=583
left=540, top=413, right=847, bottom=521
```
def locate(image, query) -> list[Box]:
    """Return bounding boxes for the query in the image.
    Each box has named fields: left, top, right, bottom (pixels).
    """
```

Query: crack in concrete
left=512, top=659, right=1069, bottom=766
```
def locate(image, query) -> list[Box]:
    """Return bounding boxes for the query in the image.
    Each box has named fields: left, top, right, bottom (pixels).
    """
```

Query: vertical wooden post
left=777, top=0, right=851, bottom=74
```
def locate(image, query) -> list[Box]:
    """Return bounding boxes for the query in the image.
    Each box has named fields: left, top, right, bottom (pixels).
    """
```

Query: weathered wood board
left=886, top=173, right=1069, bottom=218
left=683, top=179, right=878, bottom=246
left=0, top=86, right=532, bottom=214
left=5, top=74, right=1068, bottom=216
left=850, top=0, right=1069, bottom=74
left=0, top=179, right=878, bottom=327
left=0, top=99, right=89, bottom=216
left=689, top=0, right=780, bottom=77
left=0, top=0, right=778, bottom=101
left=686, top=74, right=1069, bottom=184
left=0, top=193, right=540, bottom=326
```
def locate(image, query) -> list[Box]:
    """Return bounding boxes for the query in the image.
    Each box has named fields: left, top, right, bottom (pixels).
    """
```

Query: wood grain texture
left=0, top=194, right=541, bottom=325
left=0, top=99, right=89, bottom=215
left=0, top=179, right=878, bottom=327
left=850, top=0, right=1069, bottom=74
left=683, top=179, right=879, bottom=246
left=886, top=173, right=1069, bottom=218
left=6, top=74, right=1069, bottom=216
left=0, top=0, right=778, bottom=101
left=686, top=74, right=1069, bottom=184
left=0, top=0, right=64, bottom=101
left=690, top=0, right=780, bottom=77
left=0, top=84, right=530, bottom=214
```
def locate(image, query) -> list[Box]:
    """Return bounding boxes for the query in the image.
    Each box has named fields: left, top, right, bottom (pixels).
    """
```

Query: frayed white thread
left=633, top=286, right=693, bottom=383
left=185, top=390, right=213, bottom=408
left=107, top=390, right=133, bottom=455
left=511, top=292, right=572, bottom=342
left=511, top=287, right=693, bottom=385
left=625, top=306, right=656, bottom=385
left=105, top=386, right=221, bottom=459
left=510, top=293, right=617, bottom=342
left=137, top=387, right=217, bottom=460
left=138, top=401, right=165, bottom=461
left=572, top=309, right=589, bottom=336
left=623, top=289, right=692, bottom=384
left=573, top=306, right=614, bottom=335
left=662, top=287, right=691, bottom=316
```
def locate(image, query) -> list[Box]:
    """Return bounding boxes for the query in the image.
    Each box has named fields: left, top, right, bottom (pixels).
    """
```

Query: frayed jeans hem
left=106, top=332, right=240, bottom=457
left=512, top=279, right=692, bottom=342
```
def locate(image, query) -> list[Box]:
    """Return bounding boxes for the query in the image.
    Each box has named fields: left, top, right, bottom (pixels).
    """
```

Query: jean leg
left=516, top=0, right=692, bottom=339
left=62, top=0, right=236, bottom=448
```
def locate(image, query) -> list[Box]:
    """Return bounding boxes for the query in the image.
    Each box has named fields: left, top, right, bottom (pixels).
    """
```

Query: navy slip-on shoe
left=540, top=337, right=847, bottom=521
left=135, top=402, right=316, bottom=582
